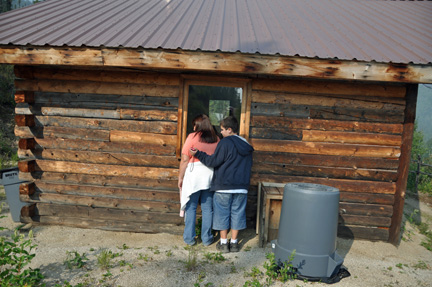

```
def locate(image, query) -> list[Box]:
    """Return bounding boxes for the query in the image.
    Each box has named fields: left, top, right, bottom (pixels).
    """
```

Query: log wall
left=14, top=65, right=410, bottom=241
left=249, top=78, right=407, bottom=241
left=15, top=66, right=184, bottom=234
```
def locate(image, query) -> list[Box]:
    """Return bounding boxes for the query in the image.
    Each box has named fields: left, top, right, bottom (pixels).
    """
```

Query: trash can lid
left=284, top=182, right=339, bottom=194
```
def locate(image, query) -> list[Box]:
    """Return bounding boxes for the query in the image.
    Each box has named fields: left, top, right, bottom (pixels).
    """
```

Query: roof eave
left=1, top=45, right=431, bottom=84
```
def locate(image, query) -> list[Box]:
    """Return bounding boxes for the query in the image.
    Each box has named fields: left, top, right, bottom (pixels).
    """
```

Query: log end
left=15, top=91, right=35, bottom=103
left=21, top=204, right=36, bottom=217
left=18, top=160, right=36, bottom=173
left=19, top=182, right=35, bottom=196
left=18, top=138, right=36, bottom=150
left=15, top=115, right=35, bottom=127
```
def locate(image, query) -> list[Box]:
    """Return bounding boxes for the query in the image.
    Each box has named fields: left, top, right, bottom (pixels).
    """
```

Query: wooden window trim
left=176, top=75, right=251, bottom=157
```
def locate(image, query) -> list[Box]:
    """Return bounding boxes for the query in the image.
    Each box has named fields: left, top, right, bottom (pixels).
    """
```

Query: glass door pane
left=187, top=85, right=243, bottom=134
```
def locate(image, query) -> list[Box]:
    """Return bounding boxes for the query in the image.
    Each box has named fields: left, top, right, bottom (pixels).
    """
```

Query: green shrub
left=0, top=206, right=44, bottom=286
left=408, top=124, right=432, bottom=195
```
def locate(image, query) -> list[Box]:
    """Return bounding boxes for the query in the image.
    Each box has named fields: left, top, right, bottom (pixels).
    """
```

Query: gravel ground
left=1, top=189, right=431, bottom=287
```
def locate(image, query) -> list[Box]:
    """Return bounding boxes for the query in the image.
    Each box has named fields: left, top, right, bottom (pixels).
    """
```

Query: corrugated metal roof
left=0, top=0, right=431, bottom=64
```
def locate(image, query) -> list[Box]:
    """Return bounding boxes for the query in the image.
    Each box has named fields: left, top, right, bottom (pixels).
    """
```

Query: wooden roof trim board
left=1, top=46, right=431, bottom=84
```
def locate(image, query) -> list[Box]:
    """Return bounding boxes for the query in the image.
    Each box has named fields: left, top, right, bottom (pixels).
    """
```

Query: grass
left=203, top=251, right=225, bottom=263
left=184, top=246, right=198, bottom=271
left=64, top=251, right=89, bottom=270
left=97, top=249, right=122, bottom=270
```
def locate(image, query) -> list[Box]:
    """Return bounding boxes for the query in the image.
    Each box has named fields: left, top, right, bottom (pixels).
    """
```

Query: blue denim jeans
left=183, top=189, right=214, bottom=245
left=213, top=192, right=247, bottom=231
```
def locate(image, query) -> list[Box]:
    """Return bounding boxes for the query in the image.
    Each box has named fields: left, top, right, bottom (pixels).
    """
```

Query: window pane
left=187, top=85, right=242, bottom=134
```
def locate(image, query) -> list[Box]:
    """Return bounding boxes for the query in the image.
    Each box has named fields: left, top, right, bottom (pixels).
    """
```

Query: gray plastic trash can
left=272, top=182, right=343, bottom=280
left=1, top=167, right=27, bottom=222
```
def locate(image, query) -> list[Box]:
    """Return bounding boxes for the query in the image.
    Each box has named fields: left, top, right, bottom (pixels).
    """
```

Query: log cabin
left=0, top=0, right=431, bottom=244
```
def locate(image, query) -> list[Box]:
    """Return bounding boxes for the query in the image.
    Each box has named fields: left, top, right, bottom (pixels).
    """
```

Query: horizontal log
left=15, top=103, right=36, bottom=115
left=42, top=107, right=120, bottom=119
left=35, top=182, right=179, bottom=203
left=34, top=160, right=178, bottom=180
left=21, top=192, right=179, bottom=213
left=39, top=107, right=178, bottom=121
left=110, top=130, right=177, bottom=146
left=15, top=91, right=34, bottom=103
left=338, top=225, right=389, bottom=241
left=21, top=215, right=184, bottom=234
left=250, top=127, right=302, bottom=140
left=35, top=115, right=177, bottom=134
left=22, top=173, right=178, bottom=190
left=252, top=78, right=406, bottom=98
left=302, top=130, right=402, bottom=146
left=34, top=92, right=178, bottom=108
left=251, top=139, right=401, bottom=158
left=340, top=202, right=393, bottom=217
left=339, top=214, right=392, bottom=227
left=14, top=66, right=181, bottom=86
left=252, top=90, right=406, bottom=111
left=253, top=152, right=399, bottom=170
left=309, top=107, right=404, bottom=123
left=120, top=108, right=178, bottom=121
left=250, top=102, right=310, bottom=117
left=34, top=203, right=184, bottom=225
left=31, top=160, right=178, bottom=179
left=23, top=137, right=176, bottom=156
left=15, top=78, right=179, bottom=98
left=251, top=116, right=403, bottom=135
left=251, top=174, right=396, bottom=194
left=16, top=103, right=178, bottom=119
left=15, top=126, right=110, bottom=141
left=2, top=47, right=430, bottom=83
left=19, top=149, right=179, bottom=168
left=253, top=163, right=397, bottom=182
left=19, top=182, right=35, bottom=196
left=340, top=192, right=394, bottom=205
left=15, top=115, right=34, bottom=127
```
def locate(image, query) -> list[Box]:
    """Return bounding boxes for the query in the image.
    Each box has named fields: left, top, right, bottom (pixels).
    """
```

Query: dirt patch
left=1, top=188, right=431, bottom=287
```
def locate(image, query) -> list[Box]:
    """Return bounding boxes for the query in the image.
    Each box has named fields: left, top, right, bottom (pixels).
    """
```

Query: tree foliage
left=408, top=123, right=432, bottom=195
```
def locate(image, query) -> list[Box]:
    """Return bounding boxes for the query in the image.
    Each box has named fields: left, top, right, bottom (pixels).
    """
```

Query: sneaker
left=230, top=242, right=240, bottom=252
left=216, top=241, right=230, bottom=253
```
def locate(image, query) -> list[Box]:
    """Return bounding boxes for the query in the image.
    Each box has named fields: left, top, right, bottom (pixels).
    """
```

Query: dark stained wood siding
left=249, top=78, right=407, bottom=241
left=15, top=66, right=184, bottom=234
left=14, top=65, right=413, bottom=242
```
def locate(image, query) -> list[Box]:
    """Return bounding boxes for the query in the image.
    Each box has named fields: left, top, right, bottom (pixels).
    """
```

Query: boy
left=190, top=116, right=254, bottom=253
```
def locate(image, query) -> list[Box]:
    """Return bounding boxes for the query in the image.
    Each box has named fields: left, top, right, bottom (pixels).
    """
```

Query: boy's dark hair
left=192, top=114, right=219, bottom=143
left=220, top=116, right=239, bottom=134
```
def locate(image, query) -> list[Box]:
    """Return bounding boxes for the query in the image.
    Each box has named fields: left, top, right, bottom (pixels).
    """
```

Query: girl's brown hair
left=192, top=114, right=219, bottom=143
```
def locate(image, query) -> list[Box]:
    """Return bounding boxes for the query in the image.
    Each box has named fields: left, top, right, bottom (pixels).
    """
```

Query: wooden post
left=389, top=84, right=418, bottom=245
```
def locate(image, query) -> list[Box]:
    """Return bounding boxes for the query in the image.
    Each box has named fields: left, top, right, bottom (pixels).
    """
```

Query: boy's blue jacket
left=194, top=135, right=254, bottom=191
